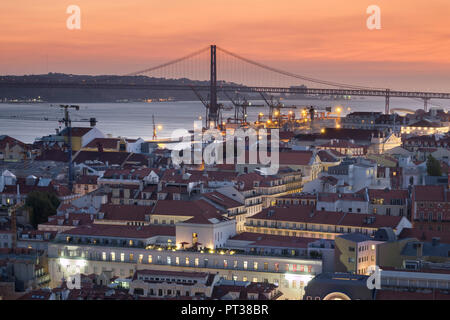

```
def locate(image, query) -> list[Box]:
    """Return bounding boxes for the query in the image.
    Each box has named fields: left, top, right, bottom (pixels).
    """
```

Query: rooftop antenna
left=55, top=105, right=79, bottom=192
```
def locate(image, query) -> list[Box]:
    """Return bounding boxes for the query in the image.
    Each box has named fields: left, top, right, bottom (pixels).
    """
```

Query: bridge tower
left=385, top=89, right=390, bottom=114
left=208, top=45, right=218, bottom=128
left=423, top=98, right=430, bottom=112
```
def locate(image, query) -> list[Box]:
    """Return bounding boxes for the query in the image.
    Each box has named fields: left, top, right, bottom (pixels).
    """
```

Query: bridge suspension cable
left=216, top=46, right=387, bottom=91
left=125, top=46, right=210, bottom=76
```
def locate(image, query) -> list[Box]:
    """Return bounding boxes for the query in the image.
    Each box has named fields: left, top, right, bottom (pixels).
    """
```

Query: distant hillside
left=0, top=73, right=245, bottom=103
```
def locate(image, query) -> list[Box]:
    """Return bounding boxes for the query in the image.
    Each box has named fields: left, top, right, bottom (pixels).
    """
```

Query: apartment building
left=334, top=233, right=383, bottom=275
left=411, top=185, right=450, bottom=232
left=47, top=223, right=322, bottom=299
left=245, top=206, right=412, bottom=240
left=368, top=189, right=409, bottom=216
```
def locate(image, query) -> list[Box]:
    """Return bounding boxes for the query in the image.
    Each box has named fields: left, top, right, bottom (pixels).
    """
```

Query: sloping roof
left=99, top=204, right=151, bottom=221
left=413, top=185, right=447, bottom=202
left=0, top=135, right=28, bottom=149
left=62, top=224, right=175, bottom=238
left=279, top=151, right=315, bottom=166
left=84, top=138, right=120, bottom=149
left=202, top=192, right=243, bottom=209
left=60, top=127, right=93, bottom=137
left=72, top=151, right=131, bottom=166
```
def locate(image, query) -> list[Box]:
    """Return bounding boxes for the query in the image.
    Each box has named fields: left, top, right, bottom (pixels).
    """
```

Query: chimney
left=431, top=237, right=440, bottom=247
left=415, top=242, right=423, bottom=258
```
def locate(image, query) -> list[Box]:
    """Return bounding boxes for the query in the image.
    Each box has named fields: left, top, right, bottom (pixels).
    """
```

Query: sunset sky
left=1, top=0, right=450, bottom=91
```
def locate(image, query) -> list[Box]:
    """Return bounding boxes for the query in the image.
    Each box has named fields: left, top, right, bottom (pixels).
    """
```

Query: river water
left=0, top=98, right=448, bottom=143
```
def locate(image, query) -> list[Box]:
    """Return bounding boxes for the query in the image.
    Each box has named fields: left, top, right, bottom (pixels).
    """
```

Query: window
left=195, top=258, right=199, bottom=266
left=167, top=256, right=171, bottom=265
left=253, top=277, right=258, bottom=283
left=185, top=257, right=190, bottom=265
left=243, top=261, right=248, bottom=270
left=138, top=254, right=143, bottom=263
left=129, top=253, right=134, bottom=262
left=148, top=255, right=152, bottom=263
left=254, top=262, right=258, bottom=270
left=176, top=257, right=180, bottom=265
left=120, top=253, right=125, bottom=262
left=264, top=262, right=268, bottom=271
left=102, top=252, right=106, bottom=261
left=223, top=260, right=228, bottom=268
left=111, top=252, right=115, bottom=261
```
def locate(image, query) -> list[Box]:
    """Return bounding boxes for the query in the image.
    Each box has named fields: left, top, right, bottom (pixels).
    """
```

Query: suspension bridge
left=2, top=45, right=450, bottom=126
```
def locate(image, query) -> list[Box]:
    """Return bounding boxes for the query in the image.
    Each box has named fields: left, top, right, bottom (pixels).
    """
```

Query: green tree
left=426, top=154, right=442, bottom=176
left=25, top=191, right=60, bottom=228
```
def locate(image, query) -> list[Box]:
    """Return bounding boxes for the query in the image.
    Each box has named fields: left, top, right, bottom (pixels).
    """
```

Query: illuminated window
left=111, top=252, right=115, bottom=261
left=244, top=261, right=248, bottom=270
left=243, top=276, right=248, bottom=281
left=253, top=262, right=258, bottom=270
left=253, top=277, right=258, bottom=283
left=129, top=253, right=134, bottom=262
left=102, top=252, right=106, bottom=261
left=176, top=257, right=180, bottom=265
left=185, top=257, right=190, bottom=265
left=120, top=253, right=125, bottom=262
left=223, top=260, right=228, bottom=268
left=167, top=256, right=171, bottom=265
left=195, top=258, right=199, bottom=266
left=148, top=255, right=152, bottom=263
left=275, top=263, right=279, bottom=272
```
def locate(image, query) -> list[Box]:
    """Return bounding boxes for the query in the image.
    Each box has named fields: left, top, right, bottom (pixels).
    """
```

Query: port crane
left=189, top=86, right=224, bottom=129
left=223, top=91, right=264, bottom=125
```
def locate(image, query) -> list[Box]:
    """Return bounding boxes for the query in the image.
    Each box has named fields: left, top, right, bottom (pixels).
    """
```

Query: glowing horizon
left=1, top=0, right=450, bottom=91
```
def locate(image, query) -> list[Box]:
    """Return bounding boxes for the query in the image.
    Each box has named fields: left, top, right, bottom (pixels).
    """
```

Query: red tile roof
left=62, top=224, right=175, bottom=238
left=279, top=151, right=315, bottom=166
left=368, top=189, right=409, bottom=202
left=0, top=135, right=28, bottom=149
left=99, top=204, right=150, bottom=221
left=251, top=206, right=404, bottom=229
left=230, top=232, right=317, bottom=249
left=413, top=185, right=448, bottom=202
left=60, top=127, right=93, bottom=137
left=398, top=228, right=450, bottom=244
left=84, top=138, right=120, bottom=149
left=202, top=192, right=243, bottom=209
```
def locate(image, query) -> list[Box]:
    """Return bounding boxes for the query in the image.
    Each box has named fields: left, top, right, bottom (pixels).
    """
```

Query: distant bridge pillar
left=423, top=98, right=430, bottom=112
left=208, top=44, right=218, bottom=128
left=385, top=89, right=390, bottom=114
